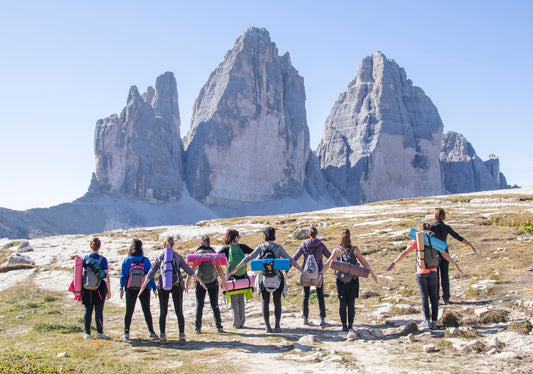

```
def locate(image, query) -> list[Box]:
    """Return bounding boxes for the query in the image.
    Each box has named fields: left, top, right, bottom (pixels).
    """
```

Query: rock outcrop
left=317, top=52, right=444, bottom=204
left=89, top=72, right=183, bottom=201
left=440, top=131, right=509, bottom=193
left=184, top=27, right=325, bottom=205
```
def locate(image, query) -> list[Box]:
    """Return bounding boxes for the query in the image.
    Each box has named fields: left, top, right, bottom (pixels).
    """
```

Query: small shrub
left=479, top=310, right=507, bottom=324
left=440, top=311, right=461, bottom=328
left=438, top=340, right=452, bottom=348
left=524, top=219, right=533, bottom=234
left=507, top=321, right=532, bottom=335
left=33, top=322, right=82, bottom=334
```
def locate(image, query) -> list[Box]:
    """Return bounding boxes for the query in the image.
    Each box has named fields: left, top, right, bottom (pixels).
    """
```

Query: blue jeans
left=416, top=271, right=439, bottom=321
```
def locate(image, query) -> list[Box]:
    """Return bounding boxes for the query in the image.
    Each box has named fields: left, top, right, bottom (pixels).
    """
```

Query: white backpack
left=302, top=254, right=319, bottom=280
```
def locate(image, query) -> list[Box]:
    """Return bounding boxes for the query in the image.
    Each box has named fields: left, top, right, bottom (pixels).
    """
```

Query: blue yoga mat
left=250, top=258, right=290, bottom=271
left=408, top=228, right=447, bottom=252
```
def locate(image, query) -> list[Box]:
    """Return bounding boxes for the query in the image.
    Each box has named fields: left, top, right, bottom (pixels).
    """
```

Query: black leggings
left=124, top=288, right=155, bottom=334
left=261, top=278, right=284, bottom=328
left=195, top=281, right=222, bottom=329
left=336, top=278, right=359, bottom=329
left=159, top=286, right=185, bottom=334
left=84, top=302, right=104, bottom=334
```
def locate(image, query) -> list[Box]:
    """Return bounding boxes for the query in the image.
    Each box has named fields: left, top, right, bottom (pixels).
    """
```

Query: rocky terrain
left=1, top=187, right=532, bottom=373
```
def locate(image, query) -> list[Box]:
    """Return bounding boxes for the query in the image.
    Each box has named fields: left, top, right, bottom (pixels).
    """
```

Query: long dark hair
left=128, top=238, right=143, bottom=256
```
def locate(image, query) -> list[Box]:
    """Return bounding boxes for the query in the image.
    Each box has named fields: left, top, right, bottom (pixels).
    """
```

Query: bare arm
left=462, top=238, right=479, bottom=256
left=354, top=246, right=378, bottom=284
left=387, top=241, right=416, bottom=271
left=440, top=250, right=464, bottom=275
left=322, top=248, right=341, bottom=274
left=215, top=263, right=228, bottom=291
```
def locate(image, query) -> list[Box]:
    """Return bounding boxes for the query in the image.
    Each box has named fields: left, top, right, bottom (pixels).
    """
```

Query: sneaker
left=194, top=327, right=201, bottom=334
left=83, top=333, right=91, bottom=339
left=320, top=317, right=327, bottom=327
left=122, top=333, right=129, bottom=341
left=160, top=333, right=166, bottom=342
left=148, top=332, right=159, bottom=339
left=217, top=327, right=224, bottom=333
left=179, top=332, right=186, bottom=342
left=303, top=317, right=310, bottom=325
left=265, top=325, right=272, bottom=333
left=342, top=325, right=348, bottom=332
left=97, top=333, right=110, bottom=340
left=429, top=321, right=438, bottom=330
left=420, top=320, right=429, bottom=329
left=274, top=326, right=281, bottom=333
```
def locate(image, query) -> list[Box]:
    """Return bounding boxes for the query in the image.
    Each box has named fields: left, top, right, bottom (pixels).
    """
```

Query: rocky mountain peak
left=317, top=52, right=444, bottom=204
left=89, top=72, right=183, bottom=201
left=184, top=26, right=324, bottom=205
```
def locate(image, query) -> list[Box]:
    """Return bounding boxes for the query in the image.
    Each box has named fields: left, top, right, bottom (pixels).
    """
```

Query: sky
left=1, top=1, right=532, bottom=210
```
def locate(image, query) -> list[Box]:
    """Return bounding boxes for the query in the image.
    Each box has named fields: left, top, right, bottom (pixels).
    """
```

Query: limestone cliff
left=89, top=72, right=183, bottom=201
left=184, top=27, right=324, bottom=205
left=316, top=52, right=444, bottom=204
left=440, top=131, right=509, bottom=193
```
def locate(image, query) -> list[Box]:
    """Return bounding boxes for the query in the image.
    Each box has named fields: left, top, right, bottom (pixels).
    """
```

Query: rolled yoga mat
left=250, top=258, right=290, bottom=272
left=162, top=247, right=174, bottom=290
left=330, top=260, right=370, bottom=278
left=186, top=253, right=227, bottom=266
left=221, top=277, right=256, bottom=292
left=407, top=228, right=447, bottom=252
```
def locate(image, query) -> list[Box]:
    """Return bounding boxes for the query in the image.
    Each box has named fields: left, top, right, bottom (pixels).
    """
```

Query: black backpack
left=418, top=230, right=439, bottom=269
left=336, top=246, right=358, bottom=284
left=260, top=244, right=277, bottom=277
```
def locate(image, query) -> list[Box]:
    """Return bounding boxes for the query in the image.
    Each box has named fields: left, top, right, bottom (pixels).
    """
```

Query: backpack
left=417, top=230, right=439, bottom=269
left=336, top=246, right=358, bottom=284
left=228, top=245, right=246, bottom=277
left=302, top=253, right=319, bottom=280
left=126, top=258, right=146, bottom=290
left=260, top=243, right=277, bottom=277
left=196, top=248, right=218, bottom=284
left=83, top=256, right=105, bottom=290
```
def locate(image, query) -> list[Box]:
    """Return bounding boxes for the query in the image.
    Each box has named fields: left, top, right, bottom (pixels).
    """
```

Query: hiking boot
left=320, top=317, right=327, bottom=327
left=83, top=333, right=91, bottom=339
left=148, top=332, right=159, bottom=339
left=194, top=327, right=201, bottom=334
left=97, top=333, right=110, bottom=340
left=179, top=332, right=186, bottom=342
left=122, top=333, right=129, bottom=341
left=303, top=317, right=310, bottom=325
left=217, top=327, right=224, bottom=333
left=265, top=325, right=272, bottom=333
left=429, top=321, right=438, bottom=330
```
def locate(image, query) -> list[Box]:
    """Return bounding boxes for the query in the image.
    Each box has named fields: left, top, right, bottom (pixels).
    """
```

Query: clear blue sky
left=1, top=1, right=532, bottom=210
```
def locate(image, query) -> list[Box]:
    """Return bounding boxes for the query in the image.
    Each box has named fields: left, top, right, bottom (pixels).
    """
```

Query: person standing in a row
left=218, top=229, right=254, bottom=329
left=120, top=239, right=158, bottom=340
left=432, top=208, right=478, bottom=304
left=139, top=236, right=206, bottom=344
